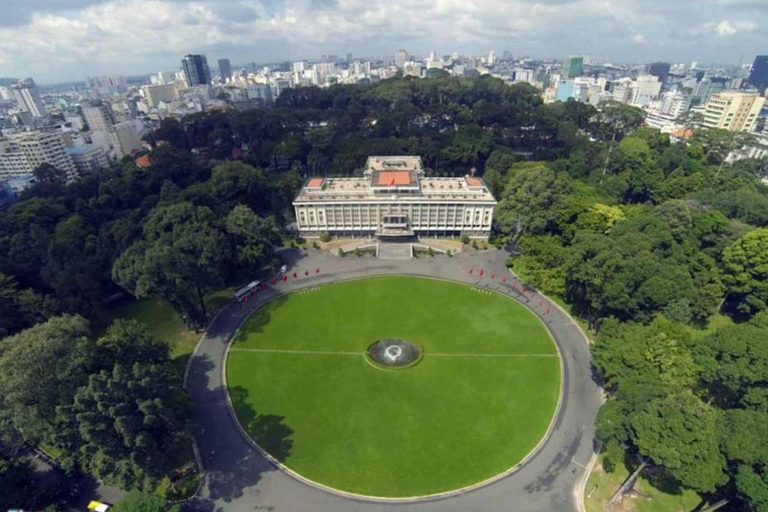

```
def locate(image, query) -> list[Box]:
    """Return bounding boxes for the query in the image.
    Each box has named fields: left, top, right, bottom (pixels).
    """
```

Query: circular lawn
left=225, top=276, right=561, bottom=498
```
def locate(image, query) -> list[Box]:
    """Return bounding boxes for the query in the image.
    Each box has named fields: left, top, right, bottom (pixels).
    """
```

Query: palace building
left=292, top=156, right=496, bottom=240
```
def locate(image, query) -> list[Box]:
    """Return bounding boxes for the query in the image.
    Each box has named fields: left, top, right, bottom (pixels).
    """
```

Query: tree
left=0, top=458, right=59, bottom=510
left=495, top=163, right=573, bottom=241
left=722, top=228, right=768, bottom=316
left=110, top=491, right=181, bottom=512
left=113, top=203, right=228, bottom=330
left=95, top=319, right=170, bottom=370
left=692, top=323, right=768, bottom=408
left=224, top=205, right=280, bottom=273
left=53, top=361, right=187, bottom=489
left=630, top=391, right=727, bottom=492
left=0, top=315, right=93, bottom=437
left=33, top=162, right=68, bottom=185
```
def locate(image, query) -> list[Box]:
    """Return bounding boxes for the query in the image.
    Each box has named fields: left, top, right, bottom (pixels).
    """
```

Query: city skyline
left=0, top=0, right=766, bottom=83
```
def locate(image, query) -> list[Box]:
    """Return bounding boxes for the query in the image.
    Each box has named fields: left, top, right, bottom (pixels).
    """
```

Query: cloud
left=715, top=20, right=737, bottom=35
left=0, top=0, right=766, bottom=82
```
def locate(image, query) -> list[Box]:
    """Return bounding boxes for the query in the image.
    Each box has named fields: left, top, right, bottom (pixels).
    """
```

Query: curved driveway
left=183, top=248, right=602, bottom=512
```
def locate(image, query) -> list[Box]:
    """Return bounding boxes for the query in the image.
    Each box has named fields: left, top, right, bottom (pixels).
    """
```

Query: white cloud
left=715, top=19, right=737, bottom=35
left=0, top=0, right=766, bottom=82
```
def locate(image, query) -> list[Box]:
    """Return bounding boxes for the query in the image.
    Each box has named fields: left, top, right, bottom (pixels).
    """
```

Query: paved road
left=184, top=248, right=602, bottom=512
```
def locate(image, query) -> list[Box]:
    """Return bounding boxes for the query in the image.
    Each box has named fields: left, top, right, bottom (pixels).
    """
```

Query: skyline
left=0, top=0, right=766, bottom=83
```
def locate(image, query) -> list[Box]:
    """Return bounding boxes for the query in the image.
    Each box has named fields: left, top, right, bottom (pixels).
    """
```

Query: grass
left=686, top=312, right=735, bottom=341
left=227, top=276, right=560, bottom=497
left=585, top=455, right=701, bottom=512
left=106, top=297, right=199, bottom=362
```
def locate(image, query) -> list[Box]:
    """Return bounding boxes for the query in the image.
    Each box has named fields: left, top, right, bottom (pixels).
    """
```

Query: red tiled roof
left=466, top=177, right=484, bottom=187
left=135, top=154, right=151, bottom=168
left=377, top=171, right=411, bottom=186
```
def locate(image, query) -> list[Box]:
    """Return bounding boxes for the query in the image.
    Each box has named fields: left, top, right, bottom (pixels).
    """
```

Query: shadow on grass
left=182, top=355, right=293, bottom=512
left=228, top=294, right=290, bottom=344
left=228, top=386, right=294, bottom=462
left=642, top=466, right=685, bottom=496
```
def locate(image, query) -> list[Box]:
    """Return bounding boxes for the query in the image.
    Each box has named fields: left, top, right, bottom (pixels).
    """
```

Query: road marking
left=230, top=348, right=558, bottom=358
left=571, top=457, right=588, bottom=470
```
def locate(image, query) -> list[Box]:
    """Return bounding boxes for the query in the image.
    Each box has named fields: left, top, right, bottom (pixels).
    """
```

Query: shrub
left=319, top=232, right=331, bottom=243
left=337, top=248, right=344, bottom=257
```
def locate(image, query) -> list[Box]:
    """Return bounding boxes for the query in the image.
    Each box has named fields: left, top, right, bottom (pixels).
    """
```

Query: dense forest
left=0, top=75, right=766, bottom=510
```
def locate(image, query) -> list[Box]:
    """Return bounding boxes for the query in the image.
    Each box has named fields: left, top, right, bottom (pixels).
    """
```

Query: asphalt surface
left=183, top=248, right=602, bottom=512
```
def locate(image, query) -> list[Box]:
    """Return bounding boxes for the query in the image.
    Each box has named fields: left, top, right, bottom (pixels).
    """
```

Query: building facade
left=3, top=131, right=77, bottom=181
left=703, top=92, right=765, bottom=132
left=141, top=84, right=179, bottom=108
left=68, top=145, right=109, bottom=174
left=748, top=55, right=768, bottom=94
left=12, top=78, right=46, bottom=118
left=218, top=58, right=232, bottom=82
left=182, top=54, right=212, bottom=87
left=82, top=101, right=116, bottom=132
left=293, top=156, right=496, bottom=240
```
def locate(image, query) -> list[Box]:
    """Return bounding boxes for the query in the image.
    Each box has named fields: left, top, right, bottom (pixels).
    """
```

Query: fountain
left=366, top=339, right=421, bottom=368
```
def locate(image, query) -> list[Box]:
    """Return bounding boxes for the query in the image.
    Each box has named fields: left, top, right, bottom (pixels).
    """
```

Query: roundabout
left=185, top=249, right=602, bottom=512
left=225, top=277, right=561, bottom=498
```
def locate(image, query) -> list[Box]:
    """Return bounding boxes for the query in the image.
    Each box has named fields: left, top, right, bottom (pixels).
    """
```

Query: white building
left=81, top=101, right=116, bottom=132
left=109, top=121, right=143, bottom=159
left=293, top=156, right=497, bottom=240
left=68, top=145, right=109, bottom=174
left=0, top=139, right=33, bottom=179
left=2, top=131, right=77, bottom=181
left=245, top=83, right=273, bottom=105
left=12, top=79, right=46, bottom=118
left=659, top=91, right=690, bottom=118
left=141, top=84, right=179, bottom=108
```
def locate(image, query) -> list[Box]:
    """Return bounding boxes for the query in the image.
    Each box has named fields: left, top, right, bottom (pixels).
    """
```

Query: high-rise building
left=395, top=50, right=409, bottom=69
left=703, top=92, right=765, bottom=132
left=747, top=55, right=768, bottom=94
left=648, top=62, right=671, bottom=86
left=245, top=83, right=273, bottom=106
left=68, top=145, right=109, bottom=174
left=692, top=77, right=726, bottom=106
left=141, top=84, right=179, bottom=108
left=218, top=58, right=232, bottom=83
left=487, top=51, right=496, bottom=66
left=81, top=101, right=116, bottom=132
left=660, top=91, right=691, bottom=118
left=12, top=78, right=46, bottom=118
left=109, top=121, right=143, bottom=159
left=85, top=75, right=128, bottom=97
left=567, top=57, right=584, bottom=78
left=4, top=131, right=77, bottom=180
left=181, top=54, right=212, bottom=87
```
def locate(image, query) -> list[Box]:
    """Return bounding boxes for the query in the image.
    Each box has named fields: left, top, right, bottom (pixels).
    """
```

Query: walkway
left=183, top=248, right=602, bottom=512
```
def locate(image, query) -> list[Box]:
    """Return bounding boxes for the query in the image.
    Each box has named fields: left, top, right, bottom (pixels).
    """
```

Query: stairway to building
left=377, top=241, right=412, bottom=260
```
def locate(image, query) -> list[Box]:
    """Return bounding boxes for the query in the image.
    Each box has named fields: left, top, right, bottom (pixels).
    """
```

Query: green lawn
left=106, top=297, right=198, bottom=361
left=585, top=455, right=702, bottom=512
left=227, top=276, right=561, bottom=497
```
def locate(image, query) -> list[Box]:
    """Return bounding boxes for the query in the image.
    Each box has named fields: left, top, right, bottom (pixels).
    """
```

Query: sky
left=0, top=0, right=765, bottom=84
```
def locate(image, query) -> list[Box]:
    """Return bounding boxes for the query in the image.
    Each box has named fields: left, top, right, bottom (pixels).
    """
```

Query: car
left=280, top=264, right=288, bottom=274
left=87, top=500, right=110, bottom=512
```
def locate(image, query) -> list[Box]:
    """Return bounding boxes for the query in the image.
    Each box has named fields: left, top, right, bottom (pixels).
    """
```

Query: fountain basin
left=366, top=339, right=422, bottom=369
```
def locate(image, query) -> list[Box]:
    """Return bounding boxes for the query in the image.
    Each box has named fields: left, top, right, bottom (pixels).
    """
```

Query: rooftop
left=294, top=176, right=495, bottom=203
left=377, top=171, right=411, bottom=186
left=295, top=155, right=495, bottom=204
